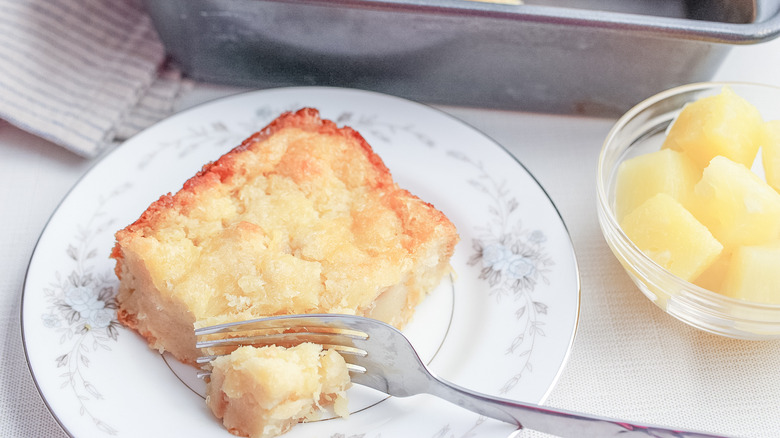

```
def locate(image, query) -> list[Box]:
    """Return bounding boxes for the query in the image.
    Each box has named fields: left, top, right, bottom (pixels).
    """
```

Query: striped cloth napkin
left=0, top=0, right=187, bottom=157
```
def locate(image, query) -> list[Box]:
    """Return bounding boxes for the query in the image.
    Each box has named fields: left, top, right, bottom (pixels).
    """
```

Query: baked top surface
left=113, top=108, right=458, bottom=321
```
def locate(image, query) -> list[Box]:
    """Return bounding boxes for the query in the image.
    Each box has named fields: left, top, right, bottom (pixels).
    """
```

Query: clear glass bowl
left=597, top=82, right=780, bottom=340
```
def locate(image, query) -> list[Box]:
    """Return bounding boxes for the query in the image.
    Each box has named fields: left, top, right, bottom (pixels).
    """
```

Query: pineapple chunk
left=721, top=242, right=780, bottom=304
left=662, top=87, right=765, bottom=170
left=692, top=252, right=731, bottom=293
left=689, top=156, right=780, bottom=251
left=615, top=149, right=699, bottom=221
left=763, top=120, right=780, bottom=193
left=620, top=193, right=723, bottom=281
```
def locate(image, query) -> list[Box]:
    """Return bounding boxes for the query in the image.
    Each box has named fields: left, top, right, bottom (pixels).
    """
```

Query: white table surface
left=3, top=36, right=780, bottom=438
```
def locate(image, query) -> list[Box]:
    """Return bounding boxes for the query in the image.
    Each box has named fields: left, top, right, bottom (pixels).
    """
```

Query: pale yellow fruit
left=620, top=193, right=723, bottom=281
left=692, top=252, right=731, bottom=293
left=615, top=149, right=699, bottom=221
left=721, top=242, right=780, bottom=304
left=689, top=156, right=780, bottom=251
left=763, top=120, right=780, bottom=193
left=662, top=87, right=765, bottom=170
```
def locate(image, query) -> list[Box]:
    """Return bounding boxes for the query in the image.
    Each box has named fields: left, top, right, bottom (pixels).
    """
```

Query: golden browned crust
left=111, top=108, right=459, bottom=364
left=113, top=108, right=399, bottom=266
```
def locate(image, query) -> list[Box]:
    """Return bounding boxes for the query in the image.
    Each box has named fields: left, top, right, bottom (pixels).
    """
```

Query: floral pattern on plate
left=23, top=87, right=579, bottom=438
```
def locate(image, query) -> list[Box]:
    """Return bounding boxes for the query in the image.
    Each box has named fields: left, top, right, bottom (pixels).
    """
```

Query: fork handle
left=426, top=377, right=729, bottom=438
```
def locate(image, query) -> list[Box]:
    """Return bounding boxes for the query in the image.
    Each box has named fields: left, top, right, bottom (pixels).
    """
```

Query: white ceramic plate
left=22, top=87, right=580, bottom=437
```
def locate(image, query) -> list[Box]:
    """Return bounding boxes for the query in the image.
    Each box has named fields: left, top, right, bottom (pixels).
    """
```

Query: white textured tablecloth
left=3, top=8, right=780, bottom=438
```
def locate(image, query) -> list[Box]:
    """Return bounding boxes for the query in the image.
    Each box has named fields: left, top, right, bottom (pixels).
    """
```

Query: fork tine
left=195, top=315, right=369, bottom=354
left=194, top=314, right=369, bottom=336
left=194, top=315, right=375, bottom=379
left=196, top=341, right=367, bottom=364
left=196, top=331, right=367, bottom=350
left=194, top=314, right=376, bottom=378
left=196, top=347, right=368, bottom=378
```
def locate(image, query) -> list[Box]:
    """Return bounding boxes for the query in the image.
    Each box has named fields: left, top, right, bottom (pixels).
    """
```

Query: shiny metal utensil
left=195, top=314, right=729, bottom=438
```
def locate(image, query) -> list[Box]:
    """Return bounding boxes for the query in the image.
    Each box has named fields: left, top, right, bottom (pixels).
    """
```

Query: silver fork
left=195, top=314, right=729, bottom=438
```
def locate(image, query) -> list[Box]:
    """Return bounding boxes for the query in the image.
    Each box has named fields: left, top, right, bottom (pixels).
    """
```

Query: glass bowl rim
left=596, top=81, right=780, bottom=335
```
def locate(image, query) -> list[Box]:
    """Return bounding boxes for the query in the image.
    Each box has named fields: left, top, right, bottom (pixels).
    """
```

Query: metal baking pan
left=144, top=0, right=780, bottom=116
